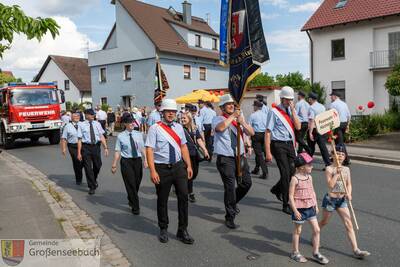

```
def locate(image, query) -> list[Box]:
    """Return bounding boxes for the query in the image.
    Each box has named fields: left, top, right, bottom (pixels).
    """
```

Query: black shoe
left=251, top=169, right=260, bottom=175
left=188, top=194, right=196, bottom=203
left=225, top=219, right=237, bottom=229
left=234, top=207, right=240, bottom=215
left=132, top=208, right=140, bottom=215
left=88, top=189, right=95, bottom=195
left=258, top=174, right=267, bottom=180
left=282, top=206, right=292, bottom=215
left=76, top=181, right=82, bottom=185
left=176, top=230, right=194, bottom=245
left=270, top=188, right=282, bottom=202
left=159, top=229, right=169, bottom=243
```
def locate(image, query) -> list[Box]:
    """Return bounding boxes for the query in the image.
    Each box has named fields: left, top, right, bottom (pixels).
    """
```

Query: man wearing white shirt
left=295, top=91, right=311, bottom=154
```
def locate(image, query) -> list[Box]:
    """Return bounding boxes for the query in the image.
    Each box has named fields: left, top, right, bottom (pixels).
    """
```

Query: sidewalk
left=316, top=132, right=400, bottom=165
left=0, top=152, right=131, bottom=267
left=0, top=154, right=64, bottom=239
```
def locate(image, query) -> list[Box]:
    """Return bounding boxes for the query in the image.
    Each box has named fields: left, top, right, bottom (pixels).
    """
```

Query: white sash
left=272, top=107, right=297, bottom=151
left=156, top=124, right=182, bottom=153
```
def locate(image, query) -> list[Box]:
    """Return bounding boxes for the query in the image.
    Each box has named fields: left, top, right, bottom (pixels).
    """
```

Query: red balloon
left=367, top=101, right=375, bottom=109
left=358, top=105, right=364, bottom=111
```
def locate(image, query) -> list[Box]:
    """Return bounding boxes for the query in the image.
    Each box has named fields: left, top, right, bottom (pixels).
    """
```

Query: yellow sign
left=315, top=109, right=340, bottom=135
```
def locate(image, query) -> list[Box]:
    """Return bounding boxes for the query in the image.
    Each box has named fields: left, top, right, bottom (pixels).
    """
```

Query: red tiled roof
left=34, top=55, right=91, bottom=92
left=118, top=0, right=219, bottom=61
left=302, top=0, right=400, bottom=31
left=1, top=71, right=14, bottom=78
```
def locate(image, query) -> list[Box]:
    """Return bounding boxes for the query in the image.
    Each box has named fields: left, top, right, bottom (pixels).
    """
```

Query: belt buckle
left=167, top=163, right=173, bottom=168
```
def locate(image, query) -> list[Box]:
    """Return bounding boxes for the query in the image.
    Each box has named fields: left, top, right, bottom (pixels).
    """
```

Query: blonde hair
left=181, top=111, right=196, bottom=132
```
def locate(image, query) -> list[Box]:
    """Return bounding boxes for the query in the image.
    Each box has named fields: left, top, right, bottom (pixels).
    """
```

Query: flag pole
left=236, top=106, right=242, bottom=180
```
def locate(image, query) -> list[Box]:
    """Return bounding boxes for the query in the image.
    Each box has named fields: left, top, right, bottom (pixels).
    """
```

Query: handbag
left=184, top=128, right=206, bottom=161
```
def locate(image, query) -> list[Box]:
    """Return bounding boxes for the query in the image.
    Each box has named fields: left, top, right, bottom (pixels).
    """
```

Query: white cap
left=279, top=86, right=295, bottom=100
left=160, top=99, right=178, bottom=111
left=219, top=94, right=235, bottom=106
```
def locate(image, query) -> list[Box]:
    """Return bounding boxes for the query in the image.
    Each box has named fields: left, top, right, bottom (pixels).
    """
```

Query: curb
left=315, top=151, right=400, bottom=166
left=2, top=152, right=131, bottom=267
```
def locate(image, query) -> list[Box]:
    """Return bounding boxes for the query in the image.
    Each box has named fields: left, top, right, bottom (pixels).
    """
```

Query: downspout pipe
left=306, top=30, right=314, bottom=84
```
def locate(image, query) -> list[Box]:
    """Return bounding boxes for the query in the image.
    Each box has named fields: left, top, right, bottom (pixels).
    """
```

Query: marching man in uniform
left=77, top=109, right=109, bottom=195
left=61, top=110, right=83, bottom=185
left=145, top=99, right=194, bottom=244
left=213, top=94, right=254, bottom=229
left=265, top=86, right=301, bottom=214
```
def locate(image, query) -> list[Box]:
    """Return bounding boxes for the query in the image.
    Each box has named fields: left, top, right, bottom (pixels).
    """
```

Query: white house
left=88, top=0, right=228, bottom=109
left=302, top=0, right=400, bottom=114
left=34, top=55, right=92, bottom=109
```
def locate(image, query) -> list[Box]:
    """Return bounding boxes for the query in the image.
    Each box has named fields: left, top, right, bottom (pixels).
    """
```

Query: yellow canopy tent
left=176, top=90, right=220, bottom=104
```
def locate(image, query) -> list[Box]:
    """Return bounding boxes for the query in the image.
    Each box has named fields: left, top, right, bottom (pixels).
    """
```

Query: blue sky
left=0, top=0, right=321, bottom=81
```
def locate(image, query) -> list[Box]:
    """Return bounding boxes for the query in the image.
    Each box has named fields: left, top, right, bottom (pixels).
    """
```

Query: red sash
left=274, top=106, right=295, bottom=132
left=157, top=122, right=181, bottom=147
left=222, top=113, right=243, bottom=138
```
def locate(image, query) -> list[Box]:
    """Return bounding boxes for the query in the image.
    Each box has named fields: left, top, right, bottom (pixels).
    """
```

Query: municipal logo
left=1, top=240, right=24, bottom=266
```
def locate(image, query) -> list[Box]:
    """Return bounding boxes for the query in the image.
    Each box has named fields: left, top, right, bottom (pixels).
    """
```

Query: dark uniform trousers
left=270, top=141, right=296, bottom=207
left=334, top=122, right=350, bottom=165
left=295, top=122, right=311, bottom=154
left=120, top=157, right=143, bottom=212
left=188, top=155, right=200, bottom=194
left=203, top=124, right=213, bottom=160
left=251, top=132, right=268, bottom=175
left=82, top=143, right=102, bottom=190
left=155, top=161, right=188, bottom=230
left=307, top=129, right=331, bottom=166
left=67, top=143, right=83, bottom=183
left=216, top=155, right=252, bottom=220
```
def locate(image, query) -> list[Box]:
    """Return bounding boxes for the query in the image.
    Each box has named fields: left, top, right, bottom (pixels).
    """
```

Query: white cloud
left=1, top=0, right=100, bottom=17
left=260, top=0, right=288, bottom=7
left=267, top=29, right=309, bottom=54
left=0, top=17, right=100, bottom=81
left=261, top=13, right=280, bottom=20
left=289, top=1, right=321, bottom=13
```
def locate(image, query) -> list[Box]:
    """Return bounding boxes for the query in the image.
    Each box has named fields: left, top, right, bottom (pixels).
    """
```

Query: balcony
left=370, top=49, right=400, bottom=70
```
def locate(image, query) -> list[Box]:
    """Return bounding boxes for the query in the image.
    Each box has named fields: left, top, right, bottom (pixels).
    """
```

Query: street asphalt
left=6, top=137, right=400, bottom=267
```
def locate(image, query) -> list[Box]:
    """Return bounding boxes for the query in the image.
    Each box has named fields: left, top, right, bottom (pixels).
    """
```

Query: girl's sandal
left=290, top=252, right=308, bottom=263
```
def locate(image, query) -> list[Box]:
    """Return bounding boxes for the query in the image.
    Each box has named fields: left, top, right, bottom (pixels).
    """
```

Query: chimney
left=182, top=1, right=192, bottom=25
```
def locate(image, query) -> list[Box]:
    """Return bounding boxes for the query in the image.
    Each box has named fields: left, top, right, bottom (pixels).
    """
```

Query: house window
left=331, top=81, right=346, bottom=101
left=199, top=67, right=207, bottom=81
left=101, top=97, right=107, bottom=105
left=64, top=80, right=70, bottom=90
left=123, top=65, right=132, bottom=80
left=212, top=38, right=218, bottom=50
left=184, top=65, right=191, bottom=79
left=99, top=67, right=107, bottom=83
left=195, top=34, right=201, bottom=48
left=332, top=39, right=345, bottom=60
left=335, top=0, right=348, bottom=9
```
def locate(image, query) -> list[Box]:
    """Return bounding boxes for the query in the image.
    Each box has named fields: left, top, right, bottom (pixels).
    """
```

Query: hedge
left=349, top=111, right=400, bottom=142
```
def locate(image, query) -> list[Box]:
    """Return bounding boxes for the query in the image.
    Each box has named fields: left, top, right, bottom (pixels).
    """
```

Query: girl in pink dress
left=288, top=153, right=329, bottom=264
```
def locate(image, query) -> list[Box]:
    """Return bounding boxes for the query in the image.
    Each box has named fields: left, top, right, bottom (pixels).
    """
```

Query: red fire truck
left=0, top=82, right=65, bottom=148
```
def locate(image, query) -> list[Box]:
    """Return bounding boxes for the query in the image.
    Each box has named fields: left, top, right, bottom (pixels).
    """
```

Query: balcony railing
left=370, top=49, right=400, bottom=69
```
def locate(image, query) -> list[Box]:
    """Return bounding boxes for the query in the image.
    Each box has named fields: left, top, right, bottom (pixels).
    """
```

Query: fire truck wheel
left=49, top=130, right=61, bottom=145
left=0, top=125, right=13, bottom=149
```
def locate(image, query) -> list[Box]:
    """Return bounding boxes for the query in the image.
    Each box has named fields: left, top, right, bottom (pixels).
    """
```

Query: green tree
left=385, top=64, right=400, bottom=97
left=306, top=82, right=327, bottom=104
left=249, top=72, right=276, bottom=87
left=275, top=71, right=309, bottom=91
left=0, top=72, right=22, bottom=86
left=0, top=3, right=60, bottom=58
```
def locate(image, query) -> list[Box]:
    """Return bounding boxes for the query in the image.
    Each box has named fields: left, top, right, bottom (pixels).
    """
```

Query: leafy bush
left=349, top=111, right=400, bottom=142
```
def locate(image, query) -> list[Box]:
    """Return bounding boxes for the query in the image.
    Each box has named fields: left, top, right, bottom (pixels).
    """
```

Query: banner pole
left=329, top=132, right=359, bottom=230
